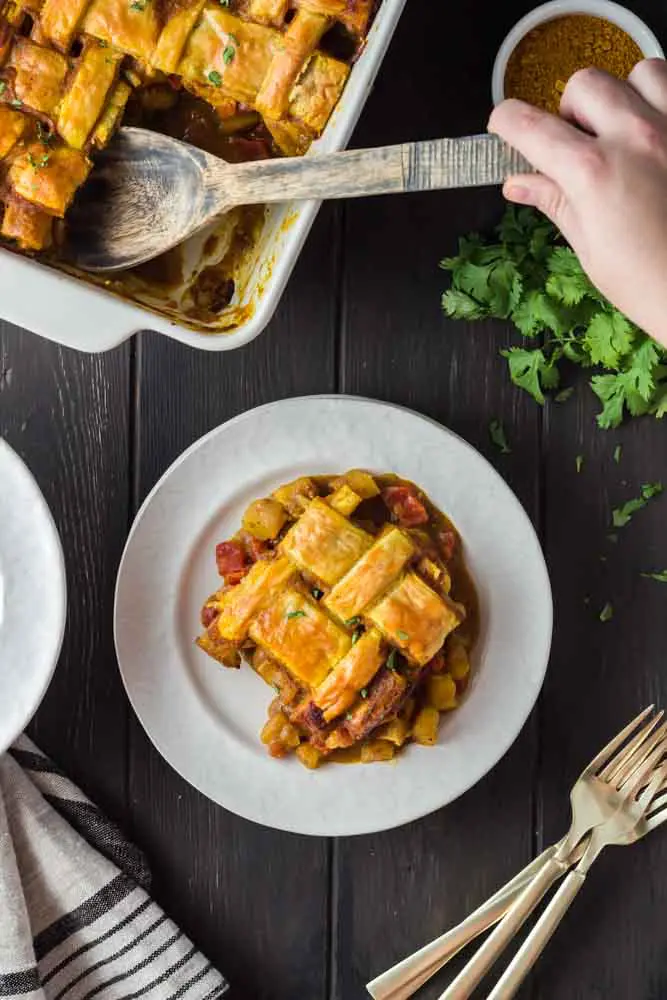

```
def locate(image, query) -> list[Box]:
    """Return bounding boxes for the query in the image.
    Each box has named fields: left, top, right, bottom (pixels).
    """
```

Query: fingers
left=503, top=173, right=569, bottom=230
left=628, top=58, right=667, bottom=114
left=489, top=98, right=591, bottom=184
left=560, top=67, right=653, bottom=136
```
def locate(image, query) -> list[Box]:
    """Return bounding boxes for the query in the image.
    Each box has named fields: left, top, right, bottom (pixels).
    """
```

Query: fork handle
left=437, top=857, right=568, bottom=1000
left=486, top=872, right=586, bottom=1000
left=366, top=844, right=560, bottom=1000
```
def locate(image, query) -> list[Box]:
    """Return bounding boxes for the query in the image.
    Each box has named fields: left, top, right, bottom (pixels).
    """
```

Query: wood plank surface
left=0, top=323, right=131, bottom=820
left=3, top=0, right=667, bottom=997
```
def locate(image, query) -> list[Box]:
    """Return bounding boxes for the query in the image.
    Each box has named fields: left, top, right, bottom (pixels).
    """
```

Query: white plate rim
left=114, top=395, right=553, bottom=836
left=0, top=437, right=67, bottom=751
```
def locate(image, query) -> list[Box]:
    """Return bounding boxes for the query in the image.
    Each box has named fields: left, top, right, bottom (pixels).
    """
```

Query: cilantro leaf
left=584, top=312, right=635, bottom=369
left=501, top=347, right=559, bottom=404
left=546, top=247, right=600, bottom=306
left=599, top=602, right=614, bottom=622
left=651, top=384, right=667, bottom=418
left=611, top=482, right=663, bottom=528
left=641, top=570, right=667, bottom=582
left=487, top=260, right=523, bottom=317
left=442, top=290, right=487, bottom=320
left=489, top=419, right=511, bottom=454
left=511, top=290, right=567, bottom=338
left=440, top=205, right=667, bottom=430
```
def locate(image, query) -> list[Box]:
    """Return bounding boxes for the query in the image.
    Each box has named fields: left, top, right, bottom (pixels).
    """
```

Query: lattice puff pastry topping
left=197, top=471, right=478, bottom=768
left=0, top=0, right=374, bottom=251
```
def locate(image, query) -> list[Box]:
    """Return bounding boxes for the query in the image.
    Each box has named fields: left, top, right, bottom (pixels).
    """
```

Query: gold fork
left=486, top=769, right=667, bottom=999
left=437, top=715, right=667, bottom=1000
left=366, top=706, right=664, bottom=1000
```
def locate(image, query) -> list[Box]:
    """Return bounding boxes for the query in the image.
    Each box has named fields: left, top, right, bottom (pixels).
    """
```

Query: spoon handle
left=207, top=134, right=532, bottom=212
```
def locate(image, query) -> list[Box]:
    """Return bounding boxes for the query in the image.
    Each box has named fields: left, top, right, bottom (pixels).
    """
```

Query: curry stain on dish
left=196, top=470, right=479, bottom=768
left=504, top=14, right=643, bottom=114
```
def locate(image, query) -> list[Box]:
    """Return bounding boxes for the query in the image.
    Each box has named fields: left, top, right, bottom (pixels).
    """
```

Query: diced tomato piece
left=382, top=485, right=429, bottom=527
left=427, top=651, right=447, bottom=674
left=201, top=605, right=219, bottom=628
left=215, top=540, right=247, bottom=578
left=239, top=531, right=269, bottom=563
left=439, top=530, right=457, bottom=561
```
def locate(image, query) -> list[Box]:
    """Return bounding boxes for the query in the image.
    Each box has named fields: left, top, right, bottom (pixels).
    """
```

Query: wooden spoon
left=65, top=128, right=531, bottom=272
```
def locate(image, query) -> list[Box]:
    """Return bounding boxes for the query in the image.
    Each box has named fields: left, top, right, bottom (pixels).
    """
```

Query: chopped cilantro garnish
left=345, top=616, right=362, bottom=627
left=130, top=0, right=147, bottom=10
left=10, top=98, right=22, bottom=108
left=223, top=45, right=236, bottom=65
left=27, top=152, right=49, bottom=170
left=346, top=712, right=353, bottom=721
left=387, top=649, right=399, bottom=672
left=311, top=587, right=324, bottom=600
left=641, top=570, right=667, bottom=583
left=351, top=631, right=361, bottom=645
left=489, top=419, right=510, bottom=454
left=360, top=688, right=368, bottom=698
left=36, top=122, right=55, bottom=147
left=611, top=483, right=663, bottom=528
left=286, top=610, right=306, bottom=620
left=208, top=70, right=223, bottom=86
left=613, top=444, right=622, bottom=464
left=397, top=630, right=409, bottom=642
left=554, top=387, right=574, bottom=403
left=599, top=602, right=613, bottom=623
left=441, top=205, right=667, bottom=428
left=575, top=455, right=583, bottom=473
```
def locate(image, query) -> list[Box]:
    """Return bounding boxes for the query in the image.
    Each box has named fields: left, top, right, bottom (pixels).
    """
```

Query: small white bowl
left=492, top=0, right=665, bottom=106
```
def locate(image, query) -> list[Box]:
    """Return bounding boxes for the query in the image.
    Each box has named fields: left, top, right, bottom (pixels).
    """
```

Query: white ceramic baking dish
left=0, top=0, right=406, bottom=354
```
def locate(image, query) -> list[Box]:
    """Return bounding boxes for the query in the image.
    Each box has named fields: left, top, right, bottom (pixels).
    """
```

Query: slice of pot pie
left=0, top=0, right=375, bottom=253
left=197, top=471, right=479, bottom=768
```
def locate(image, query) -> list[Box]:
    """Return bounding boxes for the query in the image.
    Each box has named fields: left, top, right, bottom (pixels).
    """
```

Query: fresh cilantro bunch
left=440, top=206, right=667, bottom=428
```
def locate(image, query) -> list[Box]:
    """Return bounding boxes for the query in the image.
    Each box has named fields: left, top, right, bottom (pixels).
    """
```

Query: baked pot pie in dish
left=0, top=0, right=381, bottom=330
left=197, top=470, right=479, bottom=768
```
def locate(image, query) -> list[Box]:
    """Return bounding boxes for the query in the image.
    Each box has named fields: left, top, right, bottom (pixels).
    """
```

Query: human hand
left=488, top=59, right=667, bottom=346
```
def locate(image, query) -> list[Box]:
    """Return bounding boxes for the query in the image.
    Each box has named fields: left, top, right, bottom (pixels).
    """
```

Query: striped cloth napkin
left=0, top=736, right=228, bottom=1000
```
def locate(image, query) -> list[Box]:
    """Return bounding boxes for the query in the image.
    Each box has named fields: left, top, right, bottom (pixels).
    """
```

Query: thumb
left=503, top=173, right=569, bottom=230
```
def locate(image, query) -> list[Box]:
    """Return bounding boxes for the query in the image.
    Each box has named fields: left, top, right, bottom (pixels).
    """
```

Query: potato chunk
left=272, top=476, right=317, bottom=516
left=448, top=640, right=470, bottom=681
left=242, top=497, right=287, bottom=541
left=426, top=674, right=458, bottom=711
left=360, top=739, right=395, bottom=763
left=331, top=469, right=380, bottom=499
left=296, top=744, right=322, bottom=770
left=412, top=706, right=440, bottom=746
left=327, top=484, right=362, bottom=517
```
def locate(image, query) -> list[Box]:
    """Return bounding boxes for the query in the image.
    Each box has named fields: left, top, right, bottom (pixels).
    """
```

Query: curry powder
left=504, top=14, right=643, bottom=114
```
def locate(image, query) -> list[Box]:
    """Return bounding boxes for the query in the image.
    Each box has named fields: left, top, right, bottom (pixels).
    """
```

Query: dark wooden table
left=3, top=2, right=667, bottom=997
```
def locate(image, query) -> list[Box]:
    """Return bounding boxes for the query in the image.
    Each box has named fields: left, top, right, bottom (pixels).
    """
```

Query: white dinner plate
left=114, top=396, right=552, bottom=836
left=0, top=438, right=67, bottom=752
